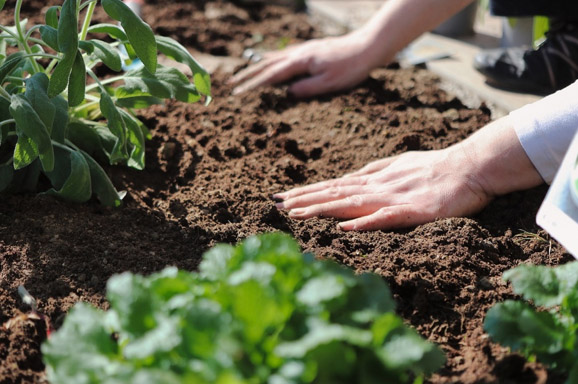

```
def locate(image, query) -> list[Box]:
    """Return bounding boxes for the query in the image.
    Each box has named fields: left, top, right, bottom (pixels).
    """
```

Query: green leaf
left=116, top=65, right=200, bottom=102
left=68, top=50, right=86, bottom=107
left=381, top=331, right=445, bottom=374
left=50, top=95, right=69, bottom=143
left=44, top=146, right=92, bottom=203
left=42, top=303, right=120, bottom=383
left=10, top=94, right=54, bottom=172
left=0, top=0, right=5, bottom=12
left=503, top=263, right=578, bottom=307
left=297, top=275, right=348, bottom=307
left=40, top=25, right=58, bottom=51
left=155, top=36, right=211, bottom=96
left=45, top=6, right=59, bottom=28
left=80, top=150, right=124, bottom=207
left=99, top=92, right=127, bottom=163
left=86, top=23, right=128, bottom=41
left=86, top=39, right=122, bottom=72
left=114, top=95, right=163, bottom=109
left=101, top=0, right=157, bottom=73
left=0, top=163, right=13, bottom=192
left=48, top=0, right=78, bottom=98
left=0, top=52, right=25, bottom=84
left=118, top=109, right=145, bottom=169
left=199, top=244, right=235, bottom=281
left=13, top=134, right=39, bottom=169
left=25, top=73, right=55, bottom=134
left=484, top=300, right=565, bottom=354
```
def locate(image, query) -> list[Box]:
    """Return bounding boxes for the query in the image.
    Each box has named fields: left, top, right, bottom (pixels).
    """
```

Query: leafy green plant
left=484, top=262, right=578, bottom=383
left=42, top=233, right=445, bottom=384
left=0, top=0, right=210, bottom=206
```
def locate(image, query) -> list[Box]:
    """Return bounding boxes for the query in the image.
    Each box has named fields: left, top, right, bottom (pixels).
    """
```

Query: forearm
left=454, top=116, right=544, bottom=197
left=354, top=0, right=475, bottom=68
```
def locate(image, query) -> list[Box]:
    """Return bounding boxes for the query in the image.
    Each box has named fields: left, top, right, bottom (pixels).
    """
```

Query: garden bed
left=0, top=0, right=572, bottom=383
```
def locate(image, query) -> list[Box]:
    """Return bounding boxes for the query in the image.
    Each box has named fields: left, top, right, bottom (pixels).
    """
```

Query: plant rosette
left=42, top=233, right=445, bottom=384
left=0, top=0, right=211, bottom=206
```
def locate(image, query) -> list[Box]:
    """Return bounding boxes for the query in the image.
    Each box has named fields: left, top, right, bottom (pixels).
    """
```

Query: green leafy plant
left=42, top=233, right=445, bottom=384
left=0, top=0, right=210, bottom=206
left=484, top=262, right=578, bottom=383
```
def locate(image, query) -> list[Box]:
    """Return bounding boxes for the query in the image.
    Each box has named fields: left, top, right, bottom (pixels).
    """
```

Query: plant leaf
left=13, top=134, right=39, bottom=170
left=86, top=23, right=128, bottom=41
left=101, top=0, right=157, bottom=73
left=0, top=163, right=13, bottom=192
left=80, top=150, right=124, bottom=207
left=86, top=39, right=122, bottom=72
left=44, top=146, right=92, bottom=203
left=68, top=51, right=86, bottom=107
left=39, top=26, right=59, bottom=51
left=0, top=52, right=26, bottom=84
left=48, top=0, right=78, bottom=98
left=45, top=6, right=59, bottom=28
left=10, top=94, right=54, bottom=172
left=25, top=73, right=56, bottom=134
left=118, top=109, right=145, bottom=169
left=155, top=36, right=211, bottom=96
left=50, top=95, right=69, bottom=144
left=99, top=92, right=127, bottom=163
left=116, top=65, right=200, bottom=102
left=503, top=263, right=578, bottom=307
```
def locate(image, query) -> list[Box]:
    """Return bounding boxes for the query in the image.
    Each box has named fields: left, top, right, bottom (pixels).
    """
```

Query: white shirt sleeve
left=511, top=80, right=578, bottom=184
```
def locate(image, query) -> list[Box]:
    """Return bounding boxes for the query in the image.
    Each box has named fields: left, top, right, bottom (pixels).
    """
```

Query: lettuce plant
left=42, top=233, right=445, bottom=384
left=485, top=262, right=578, bottom=383
left=0, top=0, right=211, bottom=206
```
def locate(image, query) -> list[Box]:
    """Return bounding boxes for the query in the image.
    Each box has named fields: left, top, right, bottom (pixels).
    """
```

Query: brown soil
left=0, top=1, right=573, bottom=383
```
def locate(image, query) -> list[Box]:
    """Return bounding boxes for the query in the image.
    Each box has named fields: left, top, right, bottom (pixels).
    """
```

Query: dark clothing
left=490, top=0, right=578, bottom=19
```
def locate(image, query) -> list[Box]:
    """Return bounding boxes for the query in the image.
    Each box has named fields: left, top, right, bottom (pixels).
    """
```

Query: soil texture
left=0, top=1, right=572, bottom=383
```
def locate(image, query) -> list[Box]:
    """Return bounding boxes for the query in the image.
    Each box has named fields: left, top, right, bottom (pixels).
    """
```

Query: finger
left=228, top=56, right=283, bottom=86
left=273, top=175, right=368, bottom=200
left=343, top=157, right=398, bottom=177
left=338, top=204, right=425, bottom=231
left=288, top=193, right=389, bottom=220
left=277, top=185, right=374, bottom=210
left=232, top=58, right=309, bottom=95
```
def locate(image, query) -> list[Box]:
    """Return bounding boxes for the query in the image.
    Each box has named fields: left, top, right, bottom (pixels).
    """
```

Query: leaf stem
left=14, top=0, right=42, bottom=74
left=79, top=0, right=97, bottom=42
left=0, top=119, right=15, bottom=128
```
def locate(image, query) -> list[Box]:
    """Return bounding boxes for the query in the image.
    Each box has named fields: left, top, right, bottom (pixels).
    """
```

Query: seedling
left=485, top=262, right=578, bottom=383
left=0, top=0, right=211, bottom=206
left=2, top=286, right=53, bottom=339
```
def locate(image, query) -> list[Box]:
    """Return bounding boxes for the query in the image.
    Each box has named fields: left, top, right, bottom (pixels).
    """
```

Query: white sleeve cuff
left=511, top=80, right=578, bottom=184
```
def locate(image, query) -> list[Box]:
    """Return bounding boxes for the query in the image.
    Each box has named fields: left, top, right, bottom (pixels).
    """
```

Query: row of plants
left=0, top=0, right=210, bottom=206
left=37, top=232, right=578, bottom=384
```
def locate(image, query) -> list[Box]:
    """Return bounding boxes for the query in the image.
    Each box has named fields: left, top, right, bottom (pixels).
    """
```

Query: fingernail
left=275, top=202, right=285, bottom=209
left=232, top=87, right=241, bottom=95
left=338, top=222, right=354, bottom=231
left=289, top=208, right=306, bottom=217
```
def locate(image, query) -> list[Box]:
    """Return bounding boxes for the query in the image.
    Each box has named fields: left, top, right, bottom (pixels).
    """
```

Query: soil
left=0, top=1, right=573, bottom=383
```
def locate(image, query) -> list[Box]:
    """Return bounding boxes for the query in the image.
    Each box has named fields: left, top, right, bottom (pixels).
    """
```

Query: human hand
left=273, top=149, right=493, bottom=231
left=229, top=33, right=377, bottom=98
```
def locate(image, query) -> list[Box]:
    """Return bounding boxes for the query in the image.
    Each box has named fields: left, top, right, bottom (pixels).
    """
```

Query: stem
left=85, top=75, right=126, bottom=92
left=0, top=87, right=11, bottom=102
left=0, top=119, right=15, bottom=128
left=79, top=0, right=97, bottom=41
left=0, top=26, right=19, bottom=40
left=14, top=0, right=42, bottom=74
